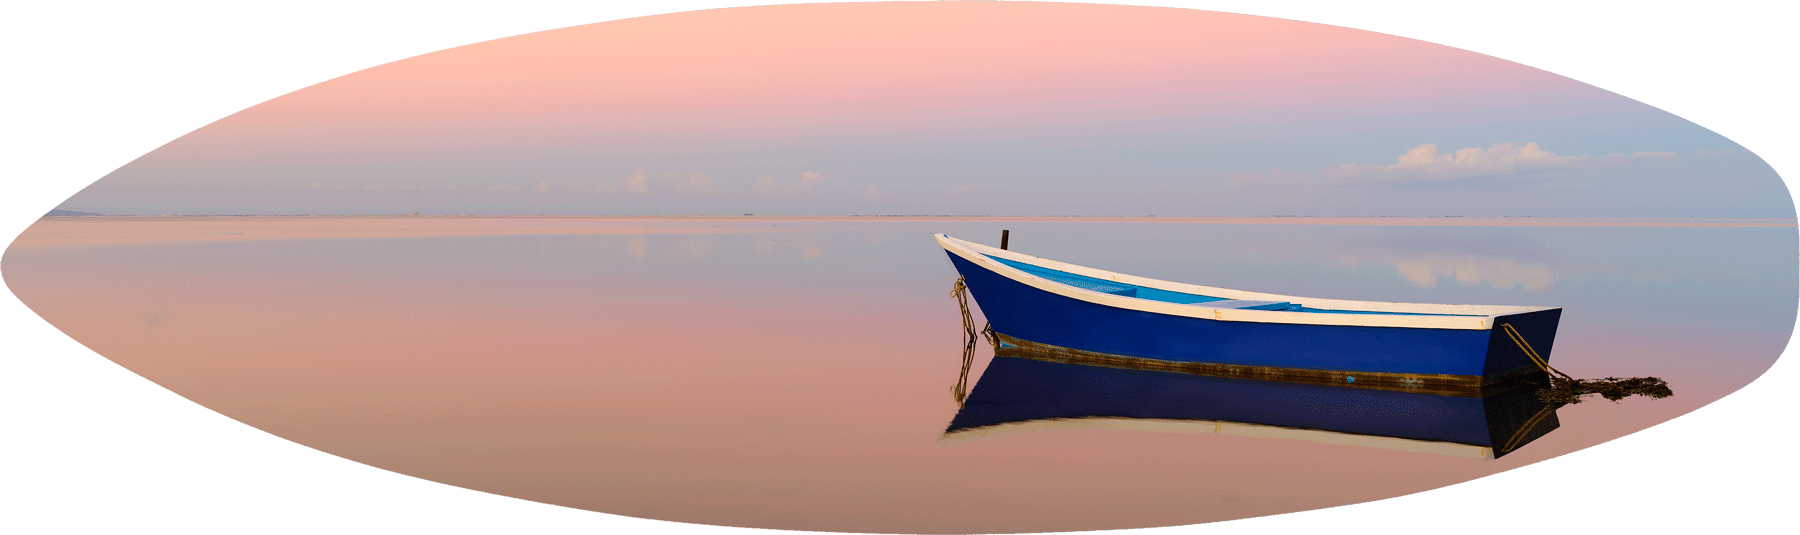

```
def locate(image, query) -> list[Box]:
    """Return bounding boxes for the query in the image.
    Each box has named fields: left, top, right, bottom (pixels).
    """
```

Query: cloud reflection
left=593, top=234, right=718, bottom=261
left=1375, top=253, right=1555, bottom=291
left=753, top=234, right=826, bottom=261
left=678, top=235, right=714, bottom=259
left=623, top=235, right=647, bottom=261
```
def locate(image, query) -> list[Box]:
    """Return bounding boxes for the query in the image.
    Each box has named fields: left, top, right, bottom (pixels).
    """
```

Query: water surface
left=4, top=216, right=1790, bottom=533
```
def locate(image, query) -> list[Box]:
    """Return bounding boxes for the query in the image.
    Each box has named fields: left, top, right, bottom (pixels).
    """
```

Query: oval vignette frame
left=2, top=2, right=1795, bottom=535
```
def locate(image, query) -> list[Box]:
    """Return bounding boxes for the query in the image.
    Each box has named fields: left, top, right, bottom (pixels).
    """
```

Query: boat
left=942, top=351, right=1560, bottom=459
left=937, top=233, right=1562, bottom=396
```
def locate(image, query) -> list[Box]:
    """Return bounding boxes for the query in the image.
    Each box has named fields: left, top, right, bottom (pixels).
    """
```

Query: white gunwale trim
left=938, top=234, right=1558, bottom=330
left=936, top=417, right=1495, bottom=459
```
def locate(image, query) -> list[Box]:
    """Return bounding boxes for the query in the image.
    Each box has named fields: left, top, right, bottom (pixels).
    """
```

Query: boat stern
left=1483, top=308, right=1563, bottom=383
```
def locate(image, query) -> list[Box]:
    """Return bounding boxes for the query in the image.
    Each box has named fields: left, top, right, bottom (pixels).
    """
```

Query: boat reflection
left=943, top=347, right=1562, bottom=459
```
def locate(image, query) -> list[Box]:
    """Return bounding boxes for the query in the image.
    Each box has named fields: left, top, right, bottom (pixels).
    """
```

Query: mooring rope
left=951, top=277, right=976, bottom=341
left=951, top=276, right=996, bottom=347
left=1501, top=322, right=1673, bottom=404
left=1500, top=323, right=1573, bottom=381
left=953, top=330, right=976, bottom=407
left=1500, top=401, right=1560, bottom=454
left=951, top=277, right=996, bottom=407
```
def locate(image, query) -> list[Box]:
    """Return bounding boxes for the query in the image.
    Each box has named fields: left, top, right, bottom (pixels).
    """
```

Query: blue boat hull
left=945, top=355, right=1560, bottom=458
left=945, top=251, right=1560, bottom=386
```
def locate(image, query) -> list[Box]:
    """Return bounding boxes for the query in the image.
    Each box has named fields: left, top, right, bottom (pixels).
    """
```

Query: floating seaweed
left=1497, top=323, right=1673, bottom=404
left=1537, top=376, right=1674, bottom=405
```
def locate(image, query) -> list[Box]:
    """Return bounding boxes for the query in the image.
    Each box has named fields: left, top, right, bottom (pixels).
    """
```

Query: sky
left=48, top=1, right=1791, bottom=218
left=3, top=2, right=1796, bottom=535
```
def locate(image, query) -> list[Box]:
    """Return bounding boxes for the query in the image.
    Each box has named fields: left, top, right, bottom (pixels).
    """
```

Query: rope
left=1499, top=401, right=1559, bottom=454
left=1500, top=323, right=1573, bottom=381
left=950, top=277, right=995, bottom=407
left=1501, top=322, right=1673, bottom=404
left=953, top=329, right=976, bottom=407
left=951, top=276, right=995, bottom=348
left=951, top=277, right=976, bottom=342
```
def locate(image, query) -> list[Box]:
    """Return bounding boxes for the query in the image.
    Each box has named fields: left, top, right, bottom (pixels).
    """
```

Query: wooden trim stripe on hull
left=995, top=333, right=1544, bottom=398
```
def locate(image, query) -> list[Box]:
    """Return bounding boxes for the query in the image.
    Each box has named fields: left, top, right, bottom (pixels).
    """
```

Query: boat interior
left=983, top=253, right=1478, bottom=316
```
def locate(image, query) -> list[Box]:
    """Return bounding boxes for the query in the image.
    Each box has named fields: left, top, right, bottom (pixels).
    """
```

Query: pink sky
left=237, top=4, right=1571, bottom=138
left=56, top=2, right=1775, bottom=218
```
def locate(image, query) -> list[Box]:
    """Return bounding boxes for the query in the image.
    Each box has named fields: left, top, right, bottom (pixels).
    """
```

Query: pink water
left=4, top=217, right=1790, bottom=533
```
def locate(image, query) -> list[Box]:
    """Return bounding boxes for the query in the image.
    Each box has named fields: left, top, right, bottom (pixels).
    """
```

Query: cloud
left=862, top=184, right=887, bottom=200
left=1329, top=142, right=1680, bottom=184
left=752, top=171, right=828, bottom=196
left=613, top=171, right=651, bottom=194
left=752, top=176, right=781, bottom=195
left=673, top=172, right=716, bottom=194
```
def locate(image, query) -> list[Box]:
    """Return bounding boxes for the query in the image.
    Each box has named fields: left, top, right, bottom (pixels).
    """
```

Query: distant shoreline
left=36, top=213, right=1799, bottom=221
left=12, top=214, right=1793, bottom=250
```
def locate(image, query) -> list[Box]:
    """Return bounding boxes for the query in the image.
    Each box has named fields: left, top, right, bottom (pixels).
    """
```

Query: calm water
left=5, top=218, right=1792, bottom=533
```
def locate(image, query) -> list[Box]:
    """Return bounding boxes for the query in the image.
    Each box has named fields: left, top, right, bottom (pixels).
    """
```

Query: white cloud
left=752, top=175, right=781, bottom=196
left=862, top=184, right=887, bottom=200
left=1329, top=142, right=1680, bottom=184
left=674, top=172, right=716, bottom=194
left=752, top=171, right=828, bottom=196
left=615, top=171, right=651, bottom=194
